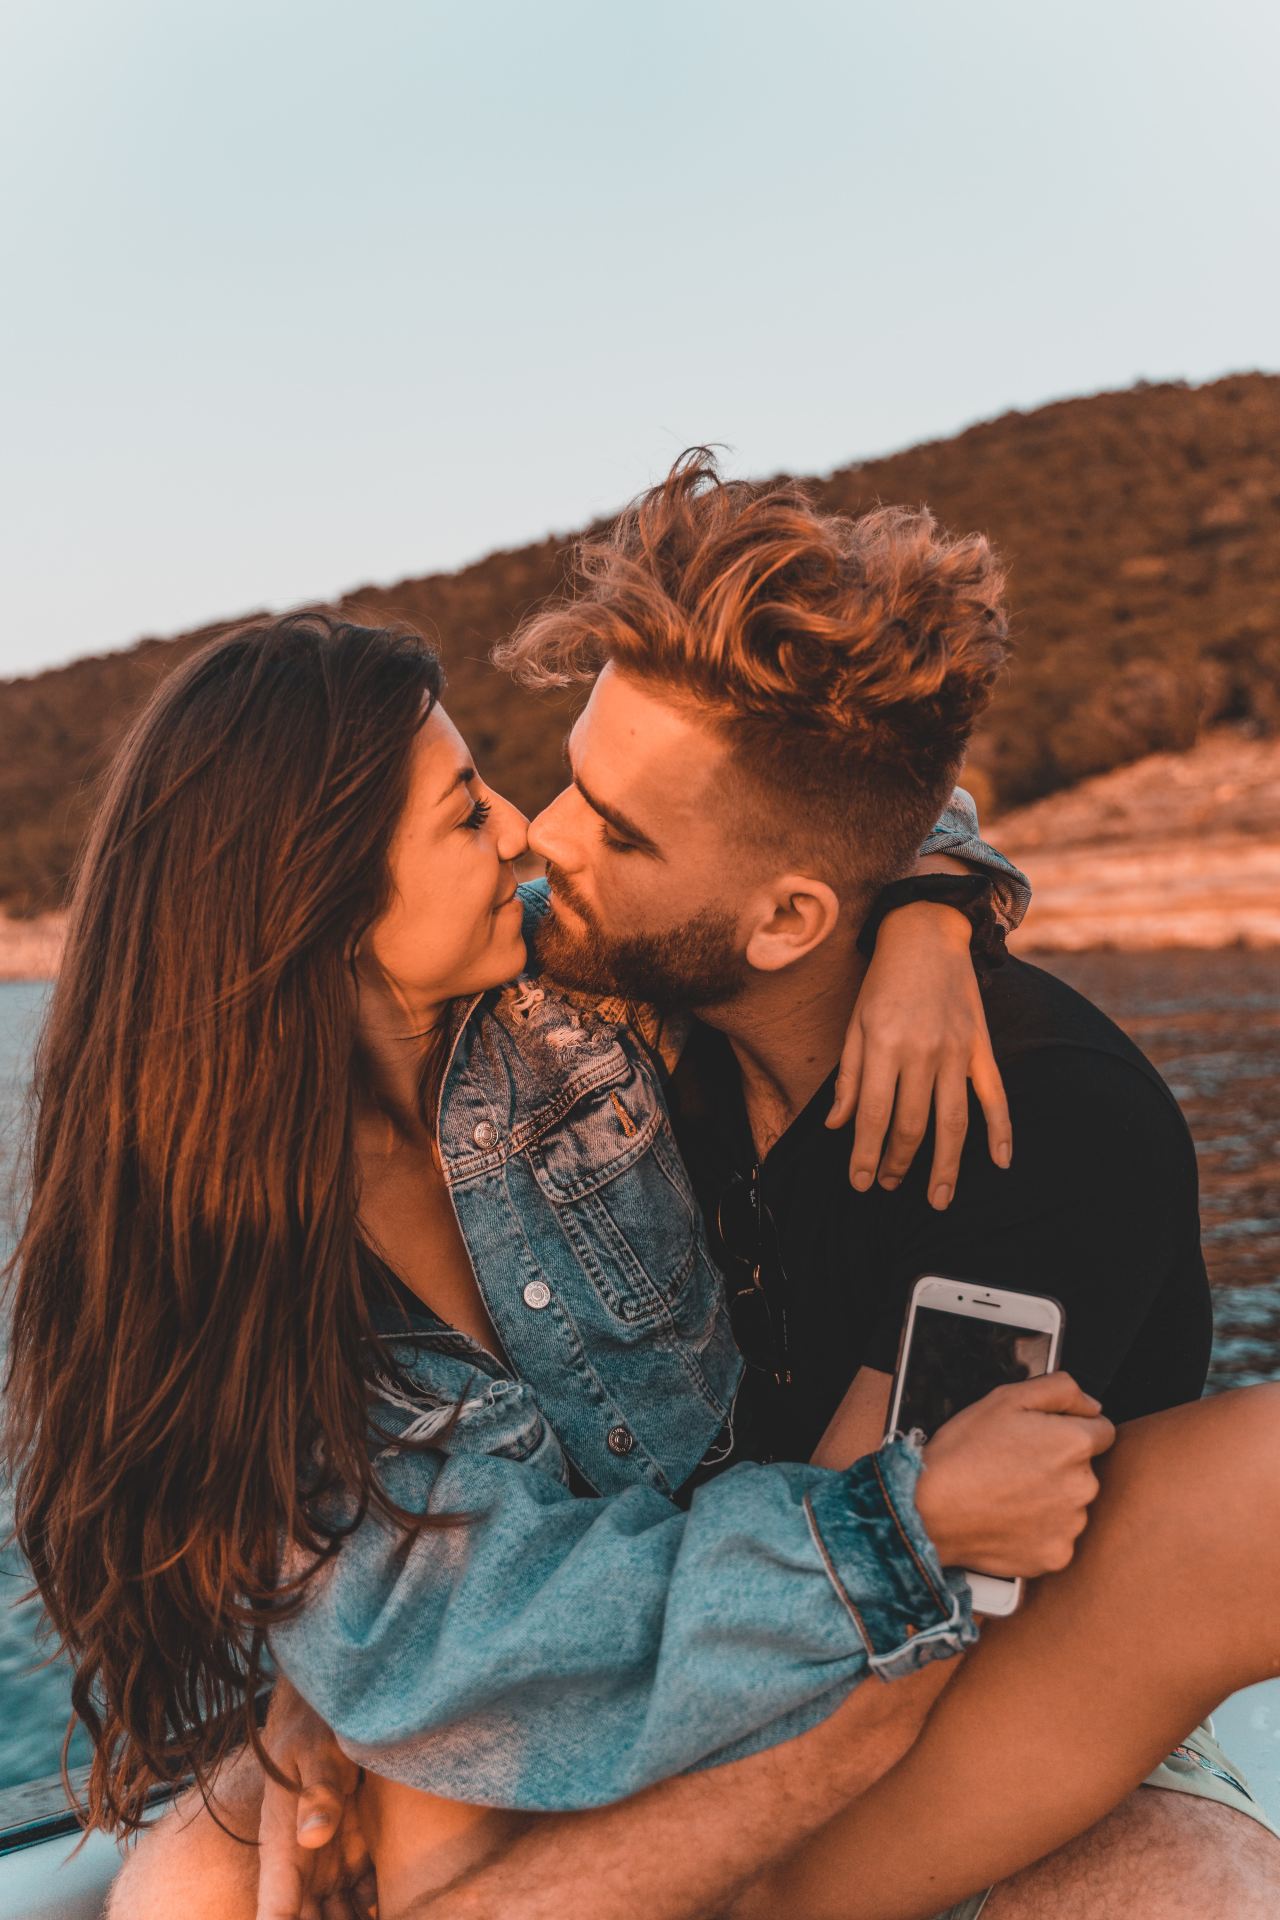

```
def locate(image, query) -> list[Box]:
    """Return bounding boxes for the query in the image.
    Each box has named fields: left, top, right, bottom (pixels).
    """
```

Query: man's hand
left=827, top=900, right=1011, bottom=1210
left=916, top=1371, right=1115, bottom=1578
left=256, top=1677, right=375, bottom=1920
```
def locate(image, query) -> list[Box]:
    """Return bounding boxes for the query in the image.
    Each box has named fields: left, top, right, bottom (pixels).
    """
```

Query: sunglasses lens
left=726, top=1280, right=774, bottom=1372
left=715, top=1173, right=758, bottom=1263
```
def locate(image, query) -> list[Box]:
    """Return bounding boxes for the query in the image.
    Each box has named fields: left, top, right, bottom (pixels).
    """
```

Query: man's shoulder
left=980, top=956, right=1166, bottom=1093
left=969, top=959, right=1194, bottom=1186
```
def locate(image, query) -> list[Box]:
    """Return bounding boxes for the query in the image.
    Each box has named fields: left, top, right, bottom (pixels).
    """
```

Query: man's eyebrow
left=435, top=766, right=477, bottom=805
left=575, top=771, right=663, bottom=857
left=562, top=728, right=663, bottom=856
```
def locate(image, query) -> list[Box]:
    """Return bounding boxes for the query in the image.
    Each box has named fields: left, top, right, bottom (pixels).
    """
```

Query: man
left=251, top=456, right=1278, bottom=1915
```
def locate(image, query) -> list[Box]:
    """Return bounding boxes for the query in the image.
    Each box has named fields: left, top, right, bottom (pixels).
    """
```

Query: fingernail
left=996, top=1142, right=1012, bottom=1168
left=300, top=1812, right=330, bottom=1833
left=930, top=1184, right=953, bottom=1210
left=825, top=1107, right=841, bottom=1128
left=879, top=1174, right=900, bottom=1192
left=851, top=1169, right=873, bottom=1191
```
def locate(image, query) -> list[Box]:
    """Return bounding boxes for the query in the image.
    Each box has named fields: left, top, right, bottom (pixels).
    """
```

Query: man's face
left=526, top=665, right=751, bottom=1007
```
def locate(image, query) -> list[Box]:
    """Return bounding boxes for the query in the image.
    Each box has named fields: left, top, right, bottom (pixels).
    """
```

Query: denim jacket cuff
left=804, top=1434, right=977, bottom=1680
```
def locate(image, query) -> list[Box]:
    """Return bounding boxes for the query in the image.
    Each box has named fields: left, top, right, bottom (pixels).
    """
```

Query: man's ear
left=743, top=874, right=843, bottom=974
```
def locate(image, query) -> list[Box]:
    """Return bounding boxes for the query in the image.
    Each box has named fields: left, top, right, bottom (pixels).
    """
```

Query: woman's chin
left=488, top=930, right=528, bottom=988
left=444, top=932, right=528, bottom=1002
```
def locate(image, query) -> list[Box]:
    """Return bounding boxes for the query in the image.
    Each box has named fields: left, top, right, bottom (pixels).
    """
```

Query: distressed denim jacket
left=269, top=792, right=1025, bottom=1810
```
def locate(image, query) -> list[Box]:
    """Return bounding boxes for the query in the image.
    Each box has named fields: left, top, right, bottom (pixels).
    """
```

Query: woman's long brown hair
left=3, top=610, right=444, bottom=1833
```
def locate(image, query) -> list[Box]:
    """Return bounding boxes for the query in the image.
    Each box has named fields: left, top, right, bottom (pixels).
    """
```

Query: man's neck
left=697, top=929, right=868, bottom=1159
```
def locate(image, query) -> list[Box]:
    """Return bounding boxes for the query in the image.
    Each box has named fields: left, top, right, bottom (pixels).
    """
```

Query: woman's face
left=362, top=702, right=530, bottom=1009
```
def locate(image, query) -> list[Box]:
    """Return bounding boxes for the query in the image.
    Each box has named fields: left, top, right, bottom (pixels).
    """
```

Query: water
left=1045, top=950, right=1280, bottom=1390
left=0, top=981, right=90, bottom=1789
left=1, top=957, right=1278, bottom=1804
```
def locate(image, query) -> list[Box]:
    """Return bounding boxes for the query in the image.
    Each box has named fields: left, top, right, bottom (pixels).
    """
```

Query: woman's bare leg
left=106, top=1750, right=263, bottom=1920
left=117, top=1385, right=1280, bottom=1920
left=108, top=1752, right=516, bottom=1920
left=412, top=1387, right=1280, bottom=1920
left=732, top=1385, right=1280, bottom=1920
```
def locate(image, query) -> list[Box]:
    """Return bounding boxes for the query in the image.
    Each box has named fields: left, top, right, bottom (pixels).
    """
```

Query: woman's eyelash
left=463, top=796, right=493, bottom=831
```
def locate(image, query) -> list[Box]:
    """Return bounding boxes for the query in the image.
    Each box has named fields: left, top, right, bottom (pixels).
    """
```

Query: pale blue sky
left=2, top=0, right=1277, bottom=678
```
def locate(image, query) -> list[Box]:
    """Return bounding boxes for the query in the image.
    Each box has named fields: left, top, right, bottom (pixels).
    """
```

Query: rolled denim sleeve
left=804, top=1433, right=972, bottom=1681
left=270, top=1435, right=975, bottom=1811
left=921, top=786, right=1030, bottom=932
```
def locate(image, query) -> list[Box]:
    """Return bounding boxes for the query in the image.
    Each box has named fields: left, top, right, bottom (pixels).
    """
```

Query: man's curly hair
left=496, top=449, right=1010, bottom=899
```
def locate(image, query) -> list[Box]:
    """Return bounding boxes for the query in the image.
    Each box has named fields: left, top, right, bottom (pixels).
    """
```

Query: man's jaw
left=533, top=882, right=749, bottom=1012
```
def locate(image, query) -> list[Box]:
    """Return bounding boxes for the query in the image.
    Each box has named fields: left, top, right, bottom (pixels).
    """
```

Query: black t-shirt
left=667, top=957, right=1212, bottom=1467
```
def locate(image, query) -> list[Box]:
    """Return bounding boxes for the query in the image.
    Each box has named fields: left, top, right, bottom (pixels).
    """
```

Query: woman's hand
left=256, top=1675, right=374, bottom=1920
left=827, top=901, right=1012, bottom=1208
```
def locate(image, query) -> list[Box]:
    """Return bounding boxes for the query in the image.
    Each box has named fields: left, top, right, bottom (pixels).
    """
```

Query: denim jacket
left=269, top=791, right=1024, bottom=1809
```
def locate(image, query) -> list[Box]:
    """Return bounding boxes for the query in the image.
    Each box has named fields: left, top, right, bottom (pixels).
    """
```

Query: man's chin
left=528, top=909, right=620, bottom=998
left=531, top=902, right=747, bottom=1011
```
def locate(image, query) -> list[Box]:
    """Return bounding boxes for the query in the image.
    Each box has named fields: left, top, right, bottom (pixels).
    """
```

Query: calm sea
left=2, top=955, right=1278, bottom=1794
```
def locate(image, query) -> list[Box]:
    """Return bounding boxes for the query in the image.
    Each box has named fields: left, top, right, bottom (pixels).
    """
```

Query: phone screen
left=898, top=1306, right=1055, bottom=1437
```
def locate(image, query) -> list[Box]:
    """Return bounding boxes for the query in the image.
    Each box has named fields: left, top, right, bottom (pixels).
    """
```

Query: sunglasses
left=714, top=1166, right=793, bottom=1387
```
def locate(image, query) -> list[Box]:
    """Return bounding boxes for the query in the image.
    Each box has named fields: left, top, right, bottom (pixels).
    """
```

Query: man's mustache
left=544, top=865, right=598, bottom=930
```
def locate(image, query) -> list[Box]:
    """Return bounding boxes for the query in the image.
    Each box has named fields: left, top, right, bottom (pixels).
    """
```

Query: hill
left=2, top=372, right=1278, bottom=912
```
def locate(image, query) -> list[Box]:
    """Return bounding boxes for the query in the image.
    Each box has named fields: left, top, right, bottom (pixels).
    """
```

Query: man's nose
left=527, top=785, right=575, bottom=865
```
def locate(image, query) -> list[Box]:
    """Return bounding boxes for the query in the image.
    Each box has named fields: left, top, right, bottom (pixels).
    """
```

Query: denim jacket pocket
left=528, top=1067, right=706, bottom=1332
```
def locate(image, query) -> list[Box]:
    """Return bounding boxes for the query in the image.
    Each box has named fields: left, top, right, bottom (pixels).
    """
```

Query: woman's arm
left=917, top=785, right=1029, bottom=931
left=270, top=1433, right=972, bottom=1813
left=829, top=786, right=1027, bottom=1206
left=254, top=1372, right=1108, bottom=1918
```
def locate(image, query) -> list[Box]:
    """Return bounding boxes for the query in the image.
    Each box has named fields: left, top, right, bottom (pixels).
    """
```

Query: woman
left=3, top=611, right=1020, bottom=1874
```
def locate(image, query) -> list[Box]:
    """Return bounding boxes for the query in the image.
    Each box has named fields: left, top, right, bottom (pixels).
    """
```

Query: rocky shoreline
left=0, top=914, right=64, bottom=983
left=994, top=729, right=1280, bottom=953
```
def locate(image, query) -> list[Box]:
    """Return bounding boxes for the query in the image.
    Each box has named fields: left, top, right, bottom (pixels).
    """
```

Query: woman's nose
left=495, top=793, right=529, bottom=863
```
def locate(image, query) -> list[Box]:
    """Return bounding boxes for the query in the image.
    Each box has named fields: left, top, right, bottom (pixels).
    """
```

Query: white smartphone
left=884, top=1274, right=1066, bottom=1617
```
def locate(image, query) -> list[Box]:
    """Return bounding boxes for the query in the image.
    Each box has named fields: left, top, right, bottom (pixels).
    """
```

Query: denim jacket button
left=607, top=1424, right=636, bottom=1456
left=522, top=1280, right=552, bottom=1310
left=471, top=1120, right=498, bottom=1151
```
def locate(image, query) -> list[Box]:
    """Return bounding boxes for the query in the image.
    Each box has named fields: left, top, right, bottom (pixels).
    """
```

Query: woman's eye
left=462, top=796, right=493, bottom=831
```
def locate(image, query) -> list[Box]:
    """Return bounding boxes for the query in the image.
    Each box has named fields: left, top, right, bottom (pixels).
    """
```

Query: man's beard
left=532, top=867, right=748, bottom=1010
